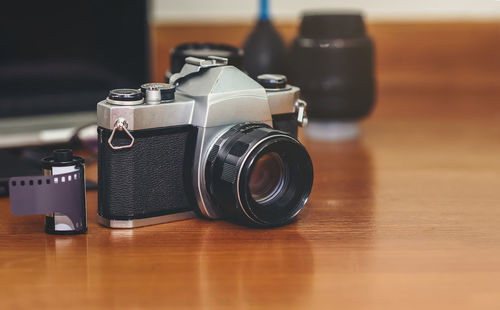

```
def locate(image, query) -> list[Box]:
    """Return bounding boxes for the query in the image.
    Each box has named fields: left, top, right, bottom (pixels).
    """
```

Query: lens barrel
left=288, top=12, right=375, bottom=121
left=205, top=123, right=313, bottom=226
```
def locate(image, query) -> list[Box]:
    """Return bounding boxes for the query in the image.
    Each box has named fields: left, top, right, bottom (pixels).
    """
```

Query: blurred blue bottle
left=243, top=0, right=286, bottom=78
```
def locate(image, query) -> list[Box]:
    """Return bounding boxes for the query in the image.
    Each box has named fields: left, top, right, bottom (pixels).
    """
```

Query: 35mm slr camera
left=97, top=56, right=313, bottom=227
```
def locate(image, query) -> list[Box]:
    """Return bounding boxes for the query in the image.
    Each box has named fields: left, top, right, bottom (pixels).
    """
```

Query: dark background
left=0, top=0, right=149, bottom=117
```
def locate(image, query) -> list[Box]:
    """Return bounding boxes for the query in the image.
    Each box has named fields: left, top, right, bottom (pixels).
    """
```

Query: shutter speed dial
left=140, top=83, right=175, bottom=104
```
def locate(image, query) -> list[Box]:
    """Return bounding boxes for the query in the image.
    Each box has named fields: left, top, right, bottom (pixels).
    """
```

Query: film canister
left=9, top=149, right=87, bottom=234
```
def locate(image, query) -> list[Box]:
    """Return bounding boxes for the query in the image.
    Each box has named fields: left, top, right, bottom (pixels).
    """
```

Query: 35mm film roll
left=9, top=149, right=87, bottom=234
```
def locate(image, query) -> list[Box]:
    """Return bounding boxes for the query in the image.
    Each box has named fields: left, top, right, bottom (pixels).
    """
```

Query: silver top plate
left=97, top=64, right=300, bottom=131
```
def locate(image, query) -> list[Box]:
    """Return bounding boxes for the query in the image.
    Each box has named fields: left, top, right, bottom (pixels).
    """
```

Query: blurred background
left=151, top=0, right=500, bottom=88
left=151, top=0, right=500, bottom=137
left=1, top=0, right=499, bottom=193
left=153, top=0, right=500, bottom=21
left=2, top=1, right=500, bottom=307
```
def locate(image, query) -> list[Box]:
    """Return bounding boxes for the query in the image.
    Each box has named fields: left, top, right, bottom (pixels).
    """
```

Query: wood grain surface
left=1, top=22, right=500, bottom=309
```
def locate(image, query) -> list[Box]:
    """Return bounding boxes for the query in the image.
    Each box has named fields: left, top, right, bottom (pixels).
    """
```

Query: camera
left=96, top=56, right=313, bottom=227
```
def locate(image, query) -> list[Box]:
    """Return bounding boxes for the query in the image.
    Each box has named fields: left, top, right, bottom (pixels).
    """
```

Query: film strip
left=8, top=149, right=87, bottom=234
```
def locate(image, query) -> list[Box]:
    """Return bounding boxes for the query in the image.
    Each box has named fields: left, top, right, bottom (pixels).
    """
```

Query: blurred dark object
left=0, top=0, right=149, bottom=117
left=0, top=151, right=41, bottom=196
left=288, top=12, right=375, bottom=140
left=0, top=0, right=149, bottom=148
left=242, top=0, right=286, bottom=78
left=166, top=42, right=243, bottom=81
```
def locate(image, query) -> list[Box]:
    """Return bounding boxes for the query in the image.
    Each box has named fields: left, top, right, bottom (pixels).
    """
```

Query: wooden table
left=1, top=85, right=499, bottom=309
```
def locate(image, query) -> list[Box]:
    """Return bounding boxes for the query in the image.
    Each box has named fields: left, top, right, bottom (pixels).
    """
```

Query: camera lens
left=205, top=123, right=313, bottom=226
left=249, top=152, right=286, bottom=203
left=288, top=12, right=375, bottom=121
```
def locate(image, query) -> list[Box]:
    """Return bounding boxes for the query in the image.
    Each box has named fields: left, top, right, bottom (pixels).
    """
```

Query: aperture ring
left=205, top=123, right=313, bottom=226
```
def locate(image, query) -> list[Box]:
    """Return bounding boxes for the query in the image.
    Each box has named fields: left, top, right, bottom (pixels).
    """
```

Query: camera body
left=97, top=57, right=313, bottom=228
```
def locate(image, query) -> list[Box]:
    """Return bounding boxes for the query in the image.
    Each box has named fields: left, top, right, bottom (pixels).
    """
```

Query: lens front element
left=249, top=152, right=287, bottom=204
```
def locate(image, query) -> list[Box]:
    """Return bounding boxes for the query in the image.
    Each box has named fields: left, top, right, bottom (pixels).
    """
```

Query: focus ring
left=205, top=123, right=313, bottom=226
left=205, top=124, right=277, bottom=223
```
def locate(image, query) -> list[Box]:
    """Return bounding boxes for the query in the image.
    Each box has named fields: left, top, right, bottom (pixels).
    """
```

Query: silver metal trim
left=97, top=66, right=300, bottom=131
left=97, top=211, right=196, bottom=228
left=264, top=86, right=292, bottom=92
left=194, top=125, right=234, bottom=219
left=141, top=83, right=175, bottom=105
left=295, top=99, right=308, bottom=127
left=106, top=98, right=144, bottom=106
left=97, top=95, right=195, bottom=131
left=185, top=56, right=228, bottom=67
left=266, top=85, right=300, bottom=115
